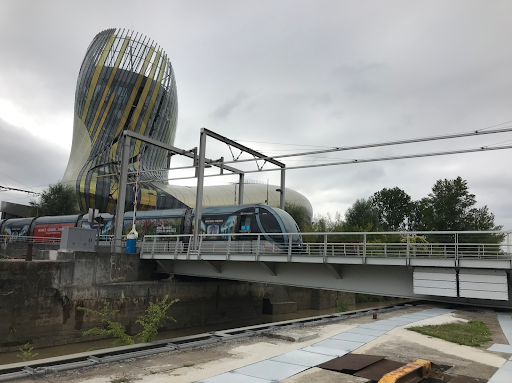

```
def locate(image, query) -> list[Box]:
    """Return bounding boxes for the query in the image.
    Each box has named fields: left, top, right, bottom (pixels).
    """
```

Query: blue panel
left=301, top=346, right=348, bottom=357
left=270, top=350, right=335, bottom=367
left=331, top=332, right=376, bottom=343
left=497, top=313, right=512, bottom=344
left=314, top=338, right=365, bottom=352
left=197, top=371, right=274, bottom=383
left=358, top=323, right=396, bottom=331
left=488, top=362, right=512, bottom=383
left=234, top=360, right=309, bottom=381
left=344, top=327, right=388, bottom=337
left=487, top=344, right=512, bottom=354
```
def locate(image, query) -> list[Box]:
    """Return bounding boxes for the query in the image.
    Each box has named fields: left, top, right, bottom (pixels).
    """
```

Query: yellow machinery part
left=378, top=359, right=432, bottom=383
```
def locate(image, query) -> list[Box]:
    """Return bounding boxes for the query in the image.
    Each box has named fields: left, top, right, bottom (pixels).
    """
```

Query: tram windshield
left=262, top=207, right=302, bottom=242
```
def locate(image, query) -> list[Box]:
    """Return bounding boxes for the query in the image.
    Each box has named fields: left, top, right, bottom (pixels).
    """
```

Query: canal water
left=0, top=299, right=407, bottom=365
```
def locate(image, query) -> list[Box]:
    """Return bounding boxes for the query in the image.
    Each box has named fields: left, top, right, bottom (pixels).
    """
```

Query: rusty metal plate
left=353, top=359, right=405, bottom=381
left=316, top=354, right=385, bottom=373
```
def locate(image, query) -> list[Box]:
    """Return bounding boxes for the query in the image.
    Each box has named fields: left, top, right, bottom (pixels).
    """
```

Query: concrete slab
left=266, top=329, right=319, bottom=343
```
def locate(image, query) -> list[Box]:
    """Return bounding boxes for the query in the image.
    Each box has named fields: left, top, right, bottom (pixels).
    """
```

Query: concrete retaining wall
left=0, top=251, right=354, bottom=352
left=0, top=242, right=60, bottom=259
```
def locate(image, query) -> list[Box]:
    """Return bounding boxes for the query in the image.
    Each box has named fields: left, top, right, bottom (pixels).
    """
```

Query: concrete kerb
left=0, top=302, right=419, bottom=381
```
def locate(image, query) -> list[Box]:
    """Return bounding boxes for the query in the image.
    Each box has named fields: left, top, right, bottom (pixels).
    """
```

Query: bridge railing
left=0, top=234, right=62, bottom=244
left=141, top=230, right=512, bottom=260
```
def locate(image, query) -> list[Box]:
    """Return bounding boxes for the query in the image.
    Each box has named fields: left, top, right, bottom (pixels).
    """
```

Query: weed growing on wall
left=78, top=302, right=134, bottom=347
left=17, top=343, right=38, bottom=361
left=137, top=295, right=179, bottom=343
left=78, top=295, right=179, bottom=348
left=336, top=297, right=349, bottom=312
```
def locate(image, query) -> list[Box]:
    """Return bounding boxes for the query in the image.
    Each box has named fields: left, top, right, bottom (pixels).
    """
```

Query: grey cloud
left=211, top=92, right=249, bottom=120
left=0, top=118, right=68, bottom=194
left=1, top=0, right=512, bottom=230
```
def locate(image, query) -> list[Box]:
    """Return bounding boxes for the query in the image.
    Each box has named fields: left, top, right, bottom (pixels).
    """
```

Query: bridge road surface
left=7, top=304, right=511, bottom=383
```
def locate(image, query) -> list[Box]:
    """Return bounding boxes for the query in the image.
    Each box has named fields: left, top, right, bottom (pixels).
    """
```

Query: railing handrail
left=140, top=230, right=512, bottom=262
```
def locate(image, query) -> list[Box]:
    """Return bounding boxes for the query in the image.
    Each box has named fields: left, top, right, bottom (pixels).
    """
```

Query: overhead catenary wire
left=118, top=124, right=512, bottom=176
left=128, top=144, right=512, bottom=185
left=211, top=125, right=512, bottom=167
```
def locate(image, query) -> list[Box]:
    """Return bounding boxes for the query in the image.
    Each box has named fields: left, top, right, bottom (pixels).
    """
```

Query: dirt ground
left=8, top=304, right=510, bottom=383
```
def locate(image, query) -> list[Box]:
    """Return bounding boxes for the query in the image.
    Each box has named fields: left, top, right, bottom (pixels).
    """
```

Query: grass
left=111, top=378, right=130, bottom=383
left=407, top=320, right=491, bottom=347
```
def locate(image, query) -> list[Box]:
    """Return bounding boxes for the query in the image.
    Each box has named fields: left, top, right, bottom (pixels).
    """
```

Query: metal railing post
left=406, top=234, right=410, bottom=261
left=227, top=235, right=231, bottom=260
left=323, top=234, right=327, bottom=262
left=288, top=235, right=292, bottom=261
left=455, top=233, right=459, bottom=263
left=150, top=236, right=155, bottom=258
left=363, top=233, right=366, bottom=263
left=256, top=234, right=260, bottom=260
left=198, top=236, right=203, bottom=259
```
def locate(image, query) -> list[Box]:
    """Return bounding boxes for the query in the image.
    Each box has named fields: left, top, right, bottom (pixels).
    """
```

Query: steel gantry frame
left=112, top=128, right=285, bottom=251
left=192, top=129, right=286, bottom=249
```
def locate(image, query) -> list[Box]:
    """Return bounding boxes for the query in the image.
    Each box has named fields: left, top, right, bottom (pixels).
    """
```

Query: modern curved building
left=63, top=28, right=313, bottom=220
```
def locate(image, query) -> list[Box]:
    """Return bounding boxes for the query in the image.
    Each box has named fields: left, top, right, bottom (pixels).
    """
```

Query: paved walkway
left=196, top=308, right=452, bottom=382
left=487, top=312, right=512, bottom=383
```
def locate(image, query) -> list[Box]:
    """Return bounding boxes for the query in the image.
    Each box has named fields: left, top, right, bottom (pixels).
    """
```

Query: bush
left=78, top=296, right=179, bottom=348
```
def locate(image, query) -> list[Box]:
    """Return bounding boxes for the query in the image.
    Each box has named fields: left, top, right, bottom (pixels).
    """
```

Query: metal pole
left=113, top=134, right=131, bottom=252
left=193, top=129, right=207, bottom=249
left=239, top=173, right=245, bottom=205
left=280, top=167, right=286, bottom=210
left=132, top=154, right=141, bottom=232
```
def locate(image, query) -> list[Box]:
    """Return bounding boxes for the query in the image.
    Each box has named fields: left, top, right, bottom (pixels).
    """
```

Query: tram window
left=240, top=216, right=252, bottom=232
left=258, top=211, right=281, bottom=233
left=237, top=213, right=258, bottom=240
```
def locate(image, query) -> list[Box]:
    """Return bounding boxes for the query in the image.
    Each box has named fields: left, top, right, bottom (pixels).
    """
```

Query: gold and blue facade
left=63, top=28, right=184, bottom=213
left=63, top=28, right=314, bottom=219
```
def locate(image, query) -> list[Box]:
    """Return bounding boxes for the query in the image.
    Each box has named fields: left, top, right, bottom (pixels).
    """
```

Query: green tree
left=30, top=182, right=79, bottom=216
left=370, top=187, right=412, bottom=231
left=284, top=202, right=310, bottom=232
left=418, top=176, right=500, bottom=231
left=344, top=198, right=379, bottom=231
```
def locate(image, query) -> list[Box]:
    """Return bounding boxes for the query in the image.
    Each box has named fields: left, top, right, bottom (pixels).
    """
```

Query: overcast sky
left=1, top=0, right=512, bottom=229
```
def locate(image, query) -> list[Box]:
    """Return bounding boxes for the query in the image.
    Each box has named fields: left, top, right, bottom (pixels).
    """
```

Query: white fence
left=141, top=231, right=512, bottom=260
